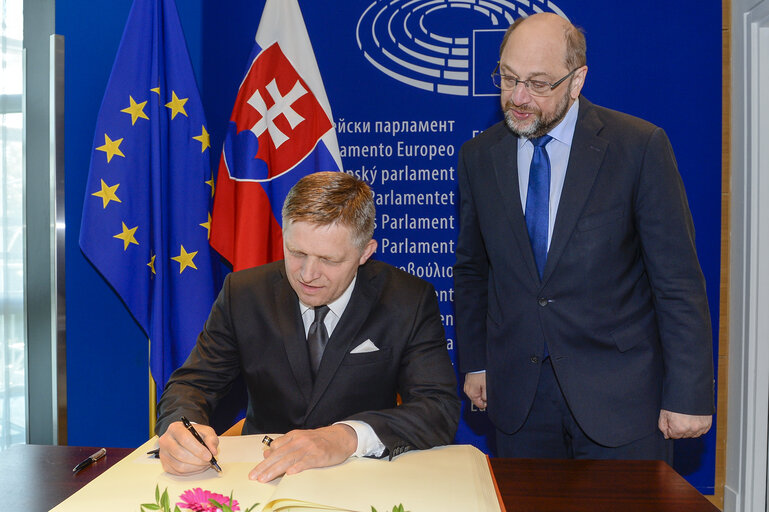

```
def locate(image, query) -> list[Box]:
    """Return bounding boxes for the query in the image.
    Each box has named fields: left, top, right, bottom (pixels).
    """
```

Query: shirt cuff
left=335, top=420, right=386, bottom=458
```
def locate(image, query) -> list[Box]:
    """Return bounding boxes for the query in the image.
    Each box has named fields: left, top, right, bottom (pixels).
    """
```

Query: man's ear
left=359, top=239, right=378, bottom=265
left=570, top=65, right=588, bottom=100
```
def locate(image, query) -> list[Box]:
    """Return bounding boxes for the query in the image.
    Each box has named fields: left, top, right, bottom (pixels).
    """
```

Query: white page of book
left=50, top=435, right=501, bottom=512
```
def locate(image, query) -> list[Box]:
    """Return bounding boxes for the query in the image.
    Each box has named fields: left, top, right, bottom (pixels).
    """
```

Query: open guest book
left=50, top=435, right=504, bottom=511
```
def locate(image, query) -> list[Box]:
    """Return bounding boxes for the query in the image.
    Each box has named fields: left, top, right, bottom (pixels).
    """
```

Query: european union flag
left=79, top=0, right=218, bottom=397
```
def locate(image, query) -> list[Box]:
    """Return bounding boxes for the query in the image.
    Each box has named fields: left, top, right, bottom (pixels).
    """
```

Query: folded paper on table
left=50, top=435, right=502, bottom=512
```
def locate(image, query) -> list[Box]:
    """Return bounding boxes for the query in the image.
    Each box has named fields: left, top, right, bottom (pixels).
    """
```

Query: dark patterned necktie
left=307, top=305, right=330, bottom=379
left=525, top=135, right=553, bottom=280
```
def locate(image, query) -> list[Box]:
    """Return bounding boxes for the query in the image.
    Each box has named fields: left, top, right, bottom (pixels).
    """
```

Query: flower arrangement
left=140, top=485, right=258, bottom=512
left=141, top=485, right=408, bottom=512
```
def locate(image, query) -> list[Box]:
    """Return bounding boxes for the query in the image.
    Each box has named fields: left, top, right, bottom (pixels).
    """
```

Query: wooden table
left=490, top=458, right=719, bottom=511
left=1, top=444, right=719, bottom=511
left=1, top=444, right=133, bottom=511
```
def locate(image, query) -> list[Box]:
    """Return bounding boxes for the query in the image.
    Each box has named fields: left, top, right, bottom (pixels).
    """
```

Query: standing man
left=454, top=13, right=713, bottom=461
left=157, top=171, right=459, bottom=480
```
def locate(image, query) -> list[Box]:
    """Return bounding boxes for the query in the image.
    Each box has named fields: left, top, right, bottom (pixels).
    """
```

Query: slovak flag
left=210, top=0, right=342, bottom=271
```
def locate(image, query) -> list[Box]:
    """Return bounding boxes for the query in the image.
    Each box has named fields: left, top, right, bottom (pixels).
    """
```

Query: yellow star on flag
left=147, top=254, right=156, bottom=275
left=151, top=87, right=160, bottom=95
left=165, top=91, right=188, bottom=119
left=205, top=173, right=215, bottom=197
left=114, top=222, right=139, bottom=250
left=171, top=245, right=198, bottom=273
left=121, top=95, right=149, bottom=125
left=193, top=125, right=210, bottom=152
left=96, top=134, right=125, bottom=163
left=200, top=213, right=212, bottom=239
left=92, top=179, right=121, bottom=208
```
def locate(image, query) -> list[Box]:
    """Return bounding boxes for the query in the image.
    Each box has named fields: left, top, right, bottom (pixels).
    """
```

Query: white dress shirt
left=298, top=276, right=386, bottom=458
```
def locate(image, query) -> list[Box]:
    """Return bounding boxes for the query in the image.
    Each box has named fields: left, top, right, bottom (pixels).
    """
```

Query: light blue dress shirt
left=470, top=100, right=581, bottom=377
left=516, top=99, right=580, bottom=250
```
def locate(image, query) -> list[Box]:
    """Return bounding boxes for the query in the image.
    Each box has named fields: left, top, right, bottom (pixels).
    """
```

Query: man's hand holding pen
left=157, top=421, right=357, bottom=480
left=157, top=420, right=220, bottom=475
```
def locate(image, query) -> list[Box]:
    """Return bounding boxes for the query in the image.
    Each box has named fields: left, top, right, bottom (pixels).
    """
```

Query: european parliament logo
left=356, top=0, right=569, bottom=96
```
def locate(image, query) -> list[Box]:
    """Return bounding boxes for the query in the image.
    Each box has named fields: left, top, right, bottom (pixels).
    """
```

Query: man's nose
left=511, top=80, right=531, bottom=105
left=300, top=258, right=321, bottom=281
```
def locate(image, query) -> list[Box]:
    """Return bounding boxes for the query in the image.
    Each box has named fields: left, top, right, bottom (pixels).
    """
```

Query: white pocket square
left=350, top=339, right=379, bottom=354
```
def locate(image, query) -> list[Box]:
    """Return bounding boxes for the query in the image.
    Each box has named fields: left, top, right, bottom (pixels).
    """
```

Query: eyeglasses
left=491, top=63, right=579, bottom=96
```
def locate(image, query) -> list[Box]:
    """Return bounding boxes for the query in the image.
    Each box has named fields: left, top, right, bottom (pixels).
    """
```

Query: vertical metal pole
left=50, top=33, right=67, bottom=445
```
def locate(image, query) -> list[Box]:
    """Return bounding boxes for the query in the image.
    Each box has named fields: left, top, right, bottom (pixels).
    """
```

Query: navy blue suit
left=454, top=97, right=714, bottom=447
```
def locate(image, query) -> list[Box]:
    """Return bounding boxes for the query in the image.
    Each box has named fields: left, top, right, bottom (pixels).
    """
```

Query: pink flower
left=177, top=487, right=240, bottom=512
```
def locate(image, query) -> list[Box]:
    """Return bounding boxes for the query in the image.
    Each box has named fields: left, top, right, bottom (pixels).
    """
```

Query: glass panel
left=0, top=0, right=26, bottom=449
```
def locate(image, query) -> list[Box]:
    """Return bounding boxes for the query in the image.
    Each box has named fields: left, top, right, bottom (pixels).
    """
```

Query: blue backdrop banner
left=63, top=0, right=720, bottom=495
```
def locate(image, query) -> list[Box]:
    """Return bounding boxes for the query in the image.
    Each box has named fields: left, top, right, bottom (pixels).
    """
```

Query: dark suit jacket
left=454, top=97, right=714, bottom=447
left=157, top=259, right=459, bottom=455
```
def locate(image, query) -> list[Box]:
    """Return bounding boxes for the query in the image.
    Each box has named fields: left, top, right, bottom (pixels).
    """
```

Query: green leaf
left=161, top=489, right=170, bottom=512
left=155, top=484, right=160, bottom=503
left=140, top=505, right=161, bottom=511
left=245, top=504, right=261, bottom=512
left=174, top=507, right=182, bottom=512
left=371, top=508, right=378, bottom=512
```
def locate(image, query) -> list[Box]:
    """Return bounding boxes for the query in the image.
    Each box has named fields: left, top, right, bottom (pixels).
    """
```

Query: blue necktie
left=525, top=135, right=553, bottom=280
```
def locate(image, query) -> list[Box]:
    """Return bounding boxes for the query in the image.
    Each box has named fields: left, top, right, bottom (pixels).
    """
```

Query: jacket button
left=538, top=297, right=548, bottom=307
left=530, top=356, right=539, bottom=364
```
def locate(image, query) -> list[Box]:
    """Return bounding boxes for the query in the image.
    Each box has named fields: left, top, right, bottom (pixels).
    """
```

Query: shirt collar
left=517, top=98, right=580, bottom=149
left=298, top=274, right=357, bottom=320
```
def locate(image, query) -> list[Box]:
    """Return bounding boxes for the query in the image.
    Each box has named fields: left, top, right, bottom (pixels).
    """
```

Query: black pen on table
left=72, top=448, right=106, bottom=473
left=180, top=415, right=222, bottom=472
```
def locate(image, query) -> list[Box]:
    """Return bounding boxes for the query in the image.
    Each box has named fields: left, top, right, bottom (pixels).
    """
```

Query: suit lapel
left=274, top=268, right=313, bottom=403
left=543, top=98, right=608, bottom=283
left=305, top=264, right=377, bottom=416
left=490, top=131, right=541, bottom=283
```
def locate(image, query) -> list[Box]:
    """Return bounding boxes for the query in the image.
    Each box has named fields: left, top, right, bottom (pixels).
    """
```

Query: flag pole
left=149, top=339, right=157, bottom=437
left=149, top=372, right=157, bottom=437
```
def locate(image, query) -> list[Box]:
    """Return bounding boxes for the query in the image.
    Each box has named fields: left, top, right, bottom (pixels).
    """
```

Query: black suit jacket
left=454, top=97, right=714, bottom=446
left=157, top=259, right=459, bottom=454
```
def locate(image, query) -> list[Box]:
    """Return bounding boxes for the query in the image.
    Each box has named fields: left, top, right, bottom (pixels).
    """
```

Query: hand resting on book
left=249, top=424, right=357, bottom=482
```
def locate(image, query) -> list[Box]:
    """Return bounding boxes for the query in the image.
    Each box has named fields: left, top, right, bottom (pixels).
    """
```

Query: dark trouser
left=495, top=357, right=672, bottom=463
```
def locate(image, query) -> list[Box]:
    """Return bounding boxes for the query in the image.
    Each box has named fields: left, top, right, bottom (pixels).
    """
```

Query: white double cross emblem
left=248, top=78, right=308, bottom=148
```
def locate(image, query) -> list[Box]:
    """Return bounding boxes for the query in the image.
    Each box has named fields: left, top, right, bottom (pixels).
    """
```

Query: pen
left=180, top=416, right=222, bottom=472
left=72, top=448, right=106, bottom=473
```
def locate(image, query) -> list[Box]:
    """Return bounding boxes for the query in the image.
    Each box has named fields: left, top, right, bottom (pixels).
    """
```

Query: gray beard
left=503, top=91, right=571, bottom=139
